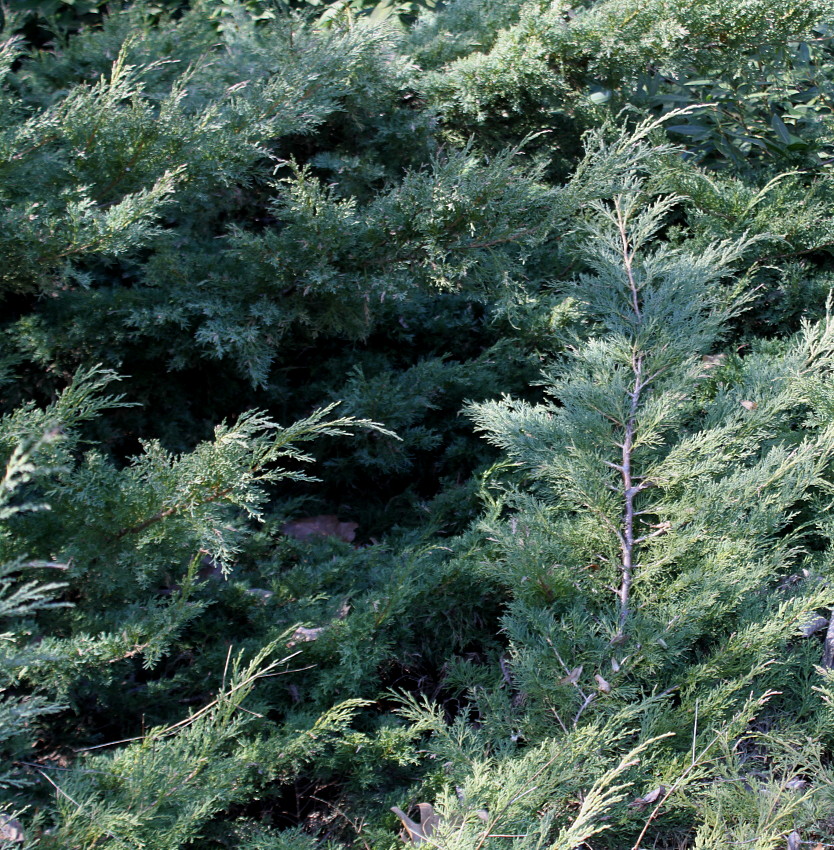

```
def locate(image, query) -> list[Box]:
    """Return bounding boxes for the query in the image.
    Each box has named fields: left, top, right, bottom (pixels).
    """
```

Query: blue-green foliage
left=4, top=0, right=834, bottom=847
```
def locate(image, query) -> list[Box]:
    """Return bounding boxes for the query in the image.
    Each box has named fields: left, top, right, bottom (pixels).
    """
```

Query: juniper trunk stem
left=617, top=356, right=643, bottom=637
left=614, top=198, right=644, bottom=641
left=616, top=196, right=641, bottom=321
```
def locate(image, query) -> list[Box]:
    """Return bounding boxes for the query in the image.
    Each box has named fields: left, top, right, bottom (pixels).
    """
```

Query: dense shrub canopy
left=4, top=0, right=834, bottom=847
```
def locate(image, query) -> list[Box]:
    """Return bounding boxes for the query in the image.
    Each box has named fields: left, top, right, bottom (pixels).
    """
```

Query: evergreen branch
left=451, top=228, right=541, bottom=252
left=472, top=751, right=564, bottom=850
left=356, top=228, right=541, bottom=272
left=629, top=693, right=779, bottom=850
left=76, top=646, right=308, bottom=753
left=92, top=135, right=152, bottom=203
left=110, top=485, right=234, bottom=541
left=633, top=521, right=672, bottom=545
left=37, top=769, right=124, bottom=846
left=10, top=133, right=60, bottom=161
left=552, top=733, right=676, bottom=850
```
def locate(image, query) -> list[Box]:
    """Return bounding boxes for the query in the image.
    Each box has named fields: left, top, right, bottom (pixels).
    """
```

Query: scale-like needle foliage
left=4, top=0, right=834, bottom=847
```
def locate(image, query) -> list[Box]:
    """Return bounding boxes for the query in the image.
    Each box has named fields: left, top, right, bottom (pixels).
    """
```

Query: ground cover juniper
left=4, top=0, right=834, bottom=847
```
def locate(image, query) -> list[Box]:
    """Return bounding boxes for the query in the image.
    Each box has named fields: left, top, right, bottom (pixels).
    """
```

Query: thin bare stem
left=823, top=611, right=834, bottom=668
left=546, top=638, right=591, bottom=703
left=614, top=197, right=641, bottom=320
left=615, top=353, right=643, bottom=639
left=310, top=795, right=372, bottom=850
left=573, top=692, right=598, bottom=726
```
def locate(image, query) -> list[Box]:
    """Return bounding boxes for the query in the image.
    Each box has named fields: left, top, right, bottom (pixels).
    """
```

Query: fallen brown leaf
left=628, top=786, right=667, bottom=810
left=281, top=515, right=358, bottom=543
left=287, top=626, right=325, bottom=647
left=391, top=803, right=441, bottom=845
left=336, top=600, right=352, bottom=620
left=642, top=786, right=665, bottom=804
left=559, top=666, right=583, bottom=686
left=595, top=673, right=612, bottom=693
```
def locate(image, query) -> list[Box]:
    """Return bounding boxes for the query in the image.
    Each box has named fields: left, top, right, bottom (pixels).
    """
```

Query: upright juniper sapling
left=434, top=158, right=834, bottom=846
left=470, top=178, right=752, bottom=645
